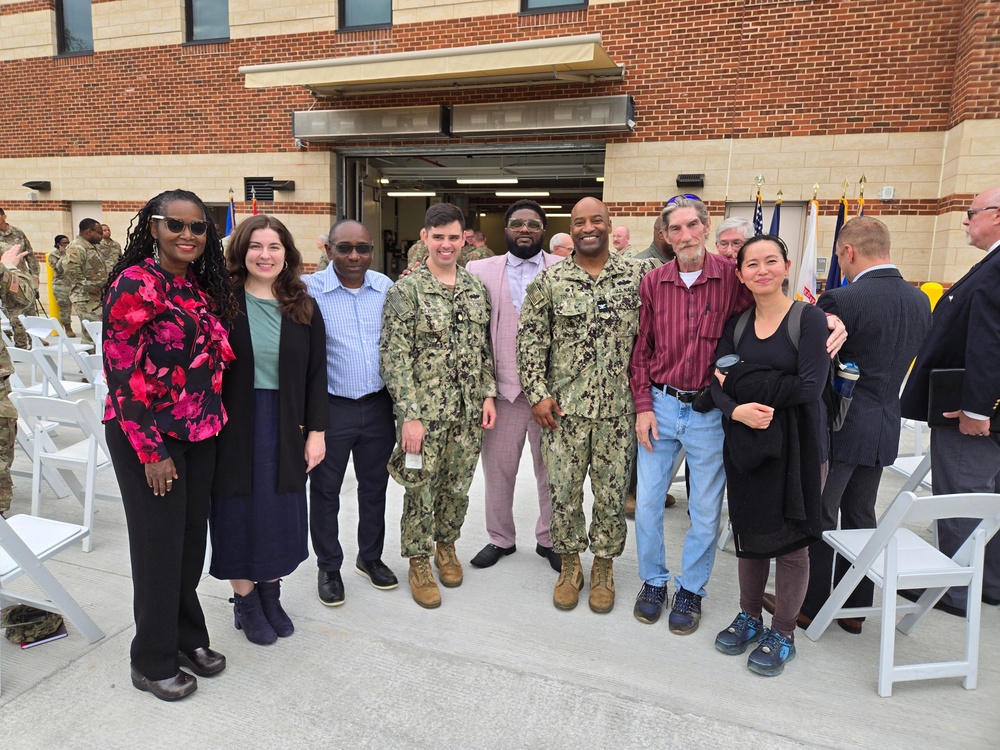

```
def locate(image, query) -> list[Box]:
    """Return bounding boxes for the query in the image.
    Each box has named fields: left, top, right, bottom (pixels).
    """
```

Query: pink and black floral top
left=103, top=258, right=235, bottom=463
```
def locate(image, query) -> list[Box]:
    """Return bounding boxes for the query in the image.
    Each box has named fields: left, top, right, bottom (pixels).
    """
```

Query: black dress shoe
left=535, top=544, right=562, bottom=573
left=836, top=618, right=863, bottom=635
left=355, top=555, right=399, bottom=590
left=318, top=570, right=345, bottom=606
left=983, top=594, right=1000, bottom=606
left=130, top=666, right=197, bottom=701
left=470, top=543, right=516, bottom=568
left=178, top=647, right=226, bottom=677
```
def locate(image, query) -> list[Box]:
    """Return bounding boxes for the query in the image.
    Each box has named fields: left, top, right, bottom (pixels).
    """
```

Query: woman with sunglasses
left=103, top=189, right=237, bottom=701
left=49, top=234, right=75, bottom=336
left=211, top=215, right=326, bottom=645
left=709, top=235, right=828, bottom=677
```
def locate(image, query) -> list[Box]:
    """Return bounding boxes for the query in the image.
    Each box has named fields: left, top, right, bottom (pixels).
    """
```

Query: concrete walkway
left=1, top=395, right=997, bottom=748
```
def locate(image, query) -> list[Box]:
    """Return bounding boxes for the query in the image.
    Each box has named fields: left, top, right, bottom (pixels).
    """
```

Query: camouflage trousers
left=541, top=413, right=635, bottom=557
left=393, top=418, right=483, bottom=558
left=0, top=416, right=16, bottom=515
left=52, top=283, right=72, bottom=330
left=74, top=301, right=102, bottom=346
left=8, top=302, right=35, bottom=348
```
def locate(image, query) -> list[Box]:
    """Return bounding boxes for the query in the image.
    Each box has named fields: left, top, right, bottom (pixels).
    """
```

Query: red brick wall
left=0, top=0, right=991, bottom=159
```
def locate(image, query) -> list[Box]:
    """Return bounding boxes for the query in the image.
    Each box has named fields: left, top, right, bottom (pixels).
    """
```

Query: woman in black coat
left=210, top=215, right=328, bottom=645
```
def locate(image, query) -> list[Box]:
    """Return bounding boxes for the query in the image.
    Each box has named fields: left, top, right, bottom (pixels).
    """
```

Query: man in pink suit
left=466, top=200, right=563, bottom=572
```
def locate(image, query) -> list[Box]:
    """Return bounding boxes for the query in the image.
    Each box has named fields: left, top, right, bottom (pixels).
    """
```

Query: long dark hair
left=226, top=214, right=314, bottom=325
left=103, top=189, right=238, bottom=320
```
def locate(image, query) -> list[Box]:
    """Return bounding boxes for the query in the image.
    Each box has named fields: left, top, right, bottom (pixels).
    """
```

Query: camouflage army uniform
left=380, top=263, right=496, bottom=557
left=63, top=235, right=112, bottom=345
left=0, top=264, right=36, bottom=515
left=406, top=240, right=428, bottom=267
left=458, top=244, right=493, bottom=266
left=99, top=238, right=123, bottom=260
left=48, top=248, right=73, bottom=330
left=0, top=225, right=39, bottom=348
left=315, top=253, right=330, bottom=272
left=516, top=251, right=648, bottom=557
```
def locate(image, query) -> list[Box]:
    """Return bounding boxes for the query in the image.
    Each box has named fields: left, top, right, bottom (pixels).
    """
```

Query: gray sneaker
left=668, top=587, right=702, bottom=634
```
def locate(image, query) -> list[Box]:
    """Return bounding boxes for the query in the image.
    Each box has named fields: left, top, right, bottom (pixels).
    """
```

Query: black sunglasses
left=152, top=215, right=210, bottom=236
left=333, top=242, right=374, bottom=256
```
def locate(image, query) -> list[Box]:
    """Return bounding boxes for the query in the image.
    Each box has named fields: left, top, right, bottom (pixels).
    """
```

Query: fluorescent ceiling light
left=495, top=191, right=550, bottom=197
left=479, top=212, right=486, bottom=217
left=539, top=204, right=562, bottom=209
left=595, top=177, right=604, bottom=183
left=386, top=191, right=436, bottom=197
left=379, top=178, right=390, bottom=184
left=547, top=213, right=572, bottom=217
left=456, top=178, right=518, bottom=185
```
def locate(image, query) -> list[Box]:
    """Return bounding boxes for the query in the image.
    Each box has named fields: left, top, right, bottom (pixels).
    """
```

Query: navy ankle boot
left=231, top=588, right=277, bottom=645
left=257, top=580, right=294, bottom=637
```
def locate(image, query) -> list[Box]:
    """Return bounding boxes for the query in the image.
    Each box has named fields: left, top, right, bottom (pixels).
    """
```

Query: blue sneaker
left=747, top=628, right=796, bottom=676
left=633, top=583, right=668, bottom=624
left=715, top=611, right=765, bottom=655
left=668, top=587, right=702, bottom=634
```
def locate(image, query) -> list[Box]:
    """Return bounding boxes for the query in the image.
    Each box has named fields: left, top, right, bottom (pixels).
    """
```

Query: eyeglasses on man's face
left=151, top=216, right=209, bottom=236
left=966, top=206, right=999, bottom=220
left=333, top=242, right=374, bottom=256
left=507, top=218, right=544, bottom=231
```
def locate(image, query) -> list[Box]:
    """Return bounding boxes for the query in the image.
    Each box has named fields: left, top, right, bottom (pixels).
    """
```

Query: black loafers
left=535, top=544, right=562, bottom=573
left=470, top=543, right=516, bottom=568
left=355, top=555, right=399, bottom=590
left=130, top=666, right=197, bottom=701
left=178, top=647, right=226, bottom=677
left=318, top=570, right=345, bottom=606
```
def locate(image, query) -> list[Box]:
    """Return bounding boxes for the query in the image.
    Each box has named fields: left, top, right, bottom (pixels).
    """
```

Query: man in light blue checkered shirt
left=304, top=220, right=399, bottom=607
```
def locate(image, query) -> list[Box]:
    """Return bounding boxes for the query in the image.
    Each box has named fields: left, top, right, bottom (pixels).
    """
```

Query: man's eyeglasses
left=716, top=239, right=745, bottom=250
left=507, top=218, right=544, bottom=231
left=151, top=216, right=209, bottom=236
left=966, top=206, right=999, bottom=220
left=333, top=243, right=374, bottom=256
left=666, top=194, right=702, bottom=205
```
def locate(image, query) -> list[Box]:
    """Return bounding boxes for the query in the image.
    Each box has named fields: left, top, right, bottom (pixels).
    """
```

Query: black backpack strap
left=785, top=300, right=806, bottom=351
left=733, top=307, right=754, bottom=350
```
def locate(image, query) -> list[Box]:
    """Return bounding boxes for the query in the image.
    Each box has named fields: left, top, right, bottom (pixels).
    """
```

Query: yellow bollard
left=920, top=281, right=943, bottom=311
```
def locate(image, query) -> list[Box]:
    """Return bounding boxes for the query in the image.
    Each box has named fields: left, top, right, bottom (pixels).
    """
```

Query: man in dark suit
left=900, top=186, right=1000, bottom=615
left=795, top=216, right=931, bottom=630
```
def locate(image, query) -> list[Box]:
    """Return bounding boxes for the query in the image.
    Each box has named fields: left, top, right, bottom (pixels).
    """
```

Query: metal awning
left=239, top=35, right=623, bottom=96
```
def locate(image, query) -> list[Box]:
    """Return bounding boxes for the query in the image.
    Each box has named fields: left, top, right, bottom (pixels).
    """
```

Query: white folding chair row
left=0, top=513, right=105, bottom=694
left=82, top=320, right=103, bottom=357
left=899, top=418, right=926, bottom=458
left=9, top=393, right=116, bottom=553
left=8, top=345, right=91, bottom=401
left=13, top=415, right=71, bottom=497
left=19, top=314, right=94, bottom=383
left=85, top=353, right=107, bottom=411
left=805, top=490, right=1000, bottom=697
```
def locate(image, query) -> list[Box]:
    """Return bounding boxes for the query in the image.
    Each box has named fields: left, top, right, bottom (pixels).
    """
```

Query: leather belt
left=650, top=382, right=700, bottom=403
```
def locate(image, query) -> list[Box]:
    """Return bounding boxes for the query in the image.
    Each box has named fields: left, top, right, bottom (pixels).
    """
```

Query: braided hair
left=102, top=189, right=238, bottom=320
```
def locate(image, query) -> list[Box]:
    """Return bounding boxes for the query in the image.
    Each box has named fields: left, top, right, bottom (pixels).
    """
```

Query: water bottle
left=833, top=358, right=860, bottom=398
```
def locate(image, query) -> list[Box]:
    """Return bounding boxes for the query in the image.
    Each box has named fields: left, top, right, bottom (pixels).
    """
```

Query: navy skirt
left=209, top=389, right=308, bottom=581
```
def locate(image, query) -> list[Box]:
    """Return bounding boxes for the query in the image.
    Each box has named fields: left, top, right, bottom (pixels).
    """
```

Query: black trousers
left=106, top=420, right=215, bottom=680
left=310, top=389, right=395, bottom=572
left=801, top=460, right=882, bottom=619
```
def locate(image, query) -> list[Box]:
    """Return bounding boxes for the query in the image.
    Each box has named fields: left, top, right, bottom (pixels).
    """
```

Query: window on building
left=339, top=0, right=391, bottom=30
left=56, top=0, right=94, bottom=55
left=521, top=0, right=588, bottom=13
left=187, top=0, right=230, bottom=43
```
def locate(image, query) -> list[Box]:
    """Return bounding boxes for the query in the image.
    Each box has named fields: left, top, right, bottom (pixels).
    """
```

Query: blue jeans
left=635, top=387, right=726, bottom=597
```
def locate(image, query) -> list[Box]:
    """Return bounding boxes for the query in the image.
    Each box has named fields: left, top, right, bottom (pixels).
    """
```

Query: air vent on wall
left=244, top=177, right=274, bottom=202
left=450, top=95, right=635, bottom=137
left=292, top=106, right=448, bottom=141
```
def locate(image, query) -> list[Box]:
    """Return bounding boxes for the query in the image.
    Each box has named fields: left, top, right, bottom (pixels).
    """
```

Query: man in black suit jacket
left=900, top=186, right=1000, bottom=614
left=797, top=217, right=931, bottom=629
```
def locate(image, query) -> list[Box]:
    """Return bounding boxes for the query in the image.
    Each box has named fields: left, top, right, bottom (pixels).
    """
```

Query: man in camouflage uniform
left=63, top=218, right=111, bottom=346
left=516, top=197, right=647, bottom=614
left=0, top=243, right=37, bottom=516
left=99, top=224, right=123, bottom=261
left=0, top=208, right=40, bottom=348
left=380, top=203, right=497, bottom=609
left=48, top=235, right=75, bottom=336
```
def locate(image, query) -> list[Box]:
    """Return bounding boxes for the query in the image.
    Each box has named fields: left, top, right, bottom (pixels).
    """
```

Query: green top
left=246, top=293, right=281, bottom=390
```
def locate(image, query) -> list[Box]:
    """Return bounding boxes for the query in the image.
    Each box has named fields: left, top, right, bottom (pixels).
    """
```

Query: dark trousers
left=106, top=420, right=215, bottom=681
left=931, top=427, right=1000, bottom=609
left=801, top=460, right=882, bottom=619
left=310, top=389, right=395, bottom=572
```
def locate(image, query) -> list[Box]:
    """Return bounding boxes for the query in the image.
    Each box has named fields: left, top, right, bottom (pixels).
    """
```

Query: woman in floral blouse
left=102, top=189, right=237, bottom=702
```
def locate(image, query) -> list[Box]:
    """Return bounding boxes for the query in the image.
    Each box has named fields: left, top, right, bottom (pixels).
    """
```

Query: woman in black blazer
left=211, top=215, right=328, bottom=645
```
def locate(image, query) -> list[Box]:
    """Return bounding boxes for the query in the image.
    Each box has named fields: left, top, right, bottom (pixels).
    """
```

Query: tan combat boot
left=589, top=556, right=616, bottom=613
left=434, top=542, right=464, bottom=588
left=625, top=493, right=636, bottom=518
left=408, top=556, right=441, bottom=608
left=552, top=553, right=584, bottom=610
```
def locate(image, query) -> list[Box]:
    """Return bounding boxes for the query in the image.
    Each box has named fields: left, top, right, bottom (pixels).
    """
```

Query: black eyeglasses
left=151, top=215, right=209, bottom=236
left=666, top=194, right=702, bottom=205
left=333, top=242, right=374, bottom=256
left=966, top=206, right=999, bottom=220
left=507, top=218, right=544, bottom=231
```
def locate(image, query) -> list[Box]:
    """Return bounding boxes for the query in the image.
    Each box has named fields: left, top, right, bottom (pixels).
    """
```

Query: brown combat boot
left=552, top=553, right=584, bottom=610
left=625, top=493, right=636, bottom=518
left=589, top=556, right=616, bottom=613
left=434, top=542, right=464, bottom=588
left=408, top=556, right=441, bottom=609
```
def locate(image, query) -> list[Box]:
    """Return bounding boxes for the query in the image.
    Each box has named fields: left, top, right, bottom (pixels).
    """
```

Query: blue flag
left=825, top=197, right=848, bottom=290
left=752, top=189, right=764, bottom=235
left=768, top=197, right=781, bottom=237
left=224, top=189, right=236, bottom=236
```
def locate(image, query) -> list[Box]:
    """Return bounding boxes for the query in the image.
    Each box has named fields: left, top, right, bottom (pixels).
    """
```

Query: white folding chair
left=84, top=353, right=107, bottom=411
left=0, top=513, right=105, bottom=693
left=9, top=393, right=116, bottom=553
left=19, top=314, right=94, bottom=382
left=81, top=320, right=103, bottom=357
left=804, top=491, right=1000, bottom=697
left=8, top=346, right=91, bottom=401
left=13, top=416, right=71, bottom=497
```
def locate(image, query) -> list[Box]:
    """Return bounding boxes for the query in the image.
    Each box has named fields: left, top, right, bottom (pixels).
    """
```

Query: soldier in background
left=633, top=216, right=675, bottom=268
left=516, top=197, right=647, bottom=614
left=100, top=224, right=123, bottom=259
left=0, top=208, right=40, bottom=347
left=63, top=218, right=111, bottom=346
left=48, top=235, right=75, bottom=337
left=0, top=243, right=37, bottom=516
left=315, top=234, right=330, bottom=272
left=380, top=203, right=496, bottom=609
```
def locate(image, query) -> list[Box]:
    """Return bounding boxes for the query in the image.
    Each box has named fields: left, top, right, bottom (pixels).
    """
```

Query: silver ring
left=166, top=480, right=173, bottom=484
